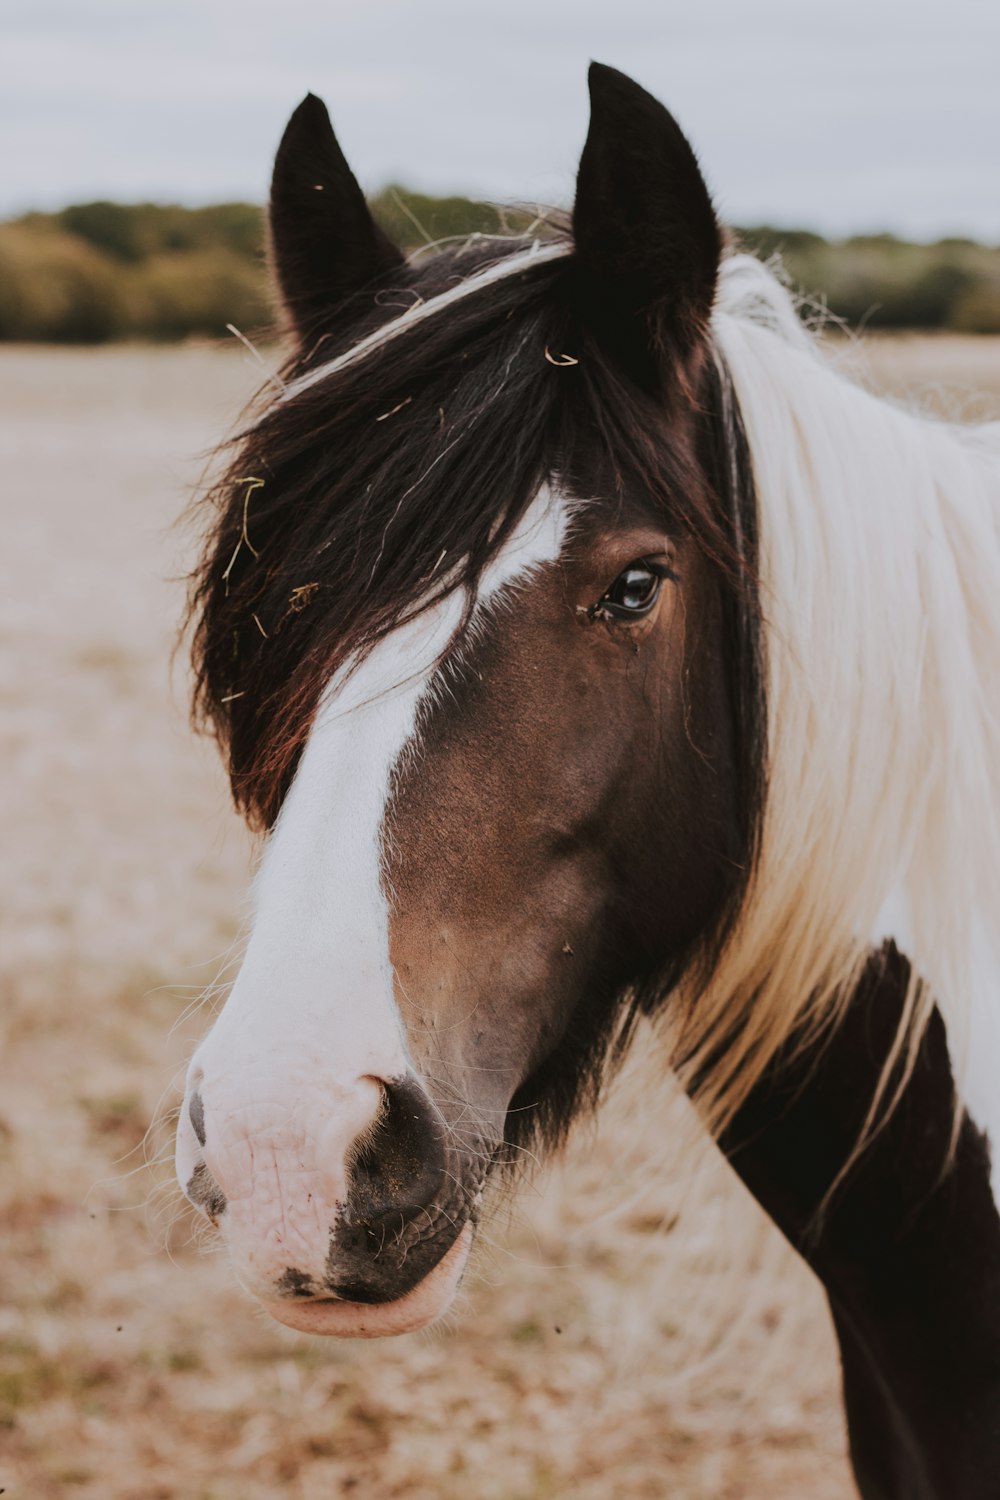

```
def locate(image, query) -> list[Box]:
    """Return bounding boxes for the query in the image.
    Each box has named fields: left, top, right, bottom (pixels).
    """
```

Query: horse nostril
left=186, top=1159, right=227, bottom=1220
left=348, top=1074, right=448, bottom=1225
left=188, top=1089, right=207, bottom=1147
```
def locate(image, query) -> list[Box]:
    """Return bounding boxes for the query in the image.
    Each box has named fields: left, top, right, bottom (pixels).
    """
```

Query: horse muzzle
left=176, top=1062, right=479, bottom=1335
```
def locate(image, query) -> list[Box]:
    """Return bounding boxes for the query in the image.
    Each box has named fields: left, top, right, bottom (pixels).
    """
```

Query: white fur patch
left=179, top=487, right=569, bottom=1292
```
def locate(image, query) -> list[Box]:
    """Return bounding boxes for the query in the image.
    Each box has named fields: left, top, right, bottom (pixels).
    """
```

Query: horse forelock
left=189, top=238, right=569, bottom=824
left=187, top=234, right=753, bottom=834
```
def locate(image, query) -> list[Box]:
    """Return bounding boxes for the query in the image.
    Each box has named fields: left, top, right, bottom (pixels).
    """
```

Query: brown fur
left=387, top=488, right=745, bottom=1159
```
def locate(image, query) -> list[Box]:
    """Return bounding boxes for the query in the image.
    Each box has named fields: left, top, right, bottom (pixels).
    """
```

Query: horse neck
left=722, top=941, right=1000, bottom=1500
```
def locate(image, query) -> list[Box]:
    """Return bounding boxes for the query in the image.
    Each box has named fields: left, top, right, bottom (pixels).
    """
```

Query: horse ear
left=269, top=93, right=406, bottom=349
left=571, top=63, right=721, bottom=393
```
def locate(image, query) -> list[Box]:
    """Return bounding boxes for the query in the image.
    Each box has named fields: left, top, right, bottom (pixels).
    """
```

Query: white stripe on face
left=177, top=487, right=570, bottom=1299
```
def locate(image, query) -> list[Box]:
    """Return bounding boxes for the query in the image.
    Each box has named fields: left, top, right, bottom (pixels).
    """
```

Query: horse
left=175, top=64, right=1000, bottom=1498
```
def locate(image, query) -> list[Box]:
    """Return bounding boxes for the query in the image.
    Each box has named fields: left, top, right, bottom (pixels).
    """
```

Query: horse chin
left=257, top=1223, right=474, bottom=1339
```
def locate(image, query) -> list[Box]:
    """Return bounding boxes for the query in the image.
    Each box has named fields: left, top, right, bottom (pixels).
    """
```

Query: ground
left=2, top=334, right=997, bottom=1500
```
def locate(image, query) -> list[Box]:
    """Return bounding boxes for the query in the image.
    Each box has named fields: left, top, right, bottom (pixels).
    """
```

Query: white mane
left=702, top=254, right=1000, bottom=1158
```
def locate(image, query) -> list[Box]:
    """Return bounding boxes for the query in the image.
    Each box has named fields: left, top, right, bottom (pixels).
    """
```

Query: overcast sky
left=3, top=0, right=998, bottom=239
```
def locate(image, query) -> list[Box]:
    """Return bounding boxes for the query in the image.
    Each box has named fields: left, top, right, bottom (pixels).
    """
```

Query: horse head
left=175, top=65, right=763, bottom=1335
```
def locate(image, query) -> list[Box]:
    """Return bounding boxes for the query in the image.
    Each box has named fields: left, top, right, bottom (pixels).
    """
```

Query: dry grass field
left=2, top=333, right=998, bottom=1500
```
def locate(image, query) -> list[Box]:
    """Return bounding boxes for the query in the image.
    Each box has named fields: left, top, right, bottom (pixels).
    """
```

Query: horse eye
left=599, top=561, right=663, bottom=618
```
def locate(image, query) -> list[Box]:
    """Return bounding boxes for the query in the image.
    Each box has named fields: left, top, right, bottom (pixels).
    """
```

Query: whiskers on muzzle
left=177, top=1065, right=492, bottom=1309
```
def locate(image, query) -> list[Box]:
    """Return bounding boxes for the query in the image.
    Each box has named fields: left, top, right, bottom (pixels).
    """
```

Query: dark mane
left=189, top=234, right=759, bottom=830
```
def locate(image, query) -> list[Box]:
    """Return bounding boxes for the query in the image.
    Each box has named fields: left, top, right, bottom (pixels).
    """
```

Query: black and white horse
left=176, top=65, right=1000, bottom=1498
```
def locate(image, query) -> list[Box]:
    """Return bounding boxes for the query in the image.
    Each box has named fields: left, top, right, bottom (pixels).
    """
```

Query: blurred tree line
left=1, top=193, right=998, bottom=342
